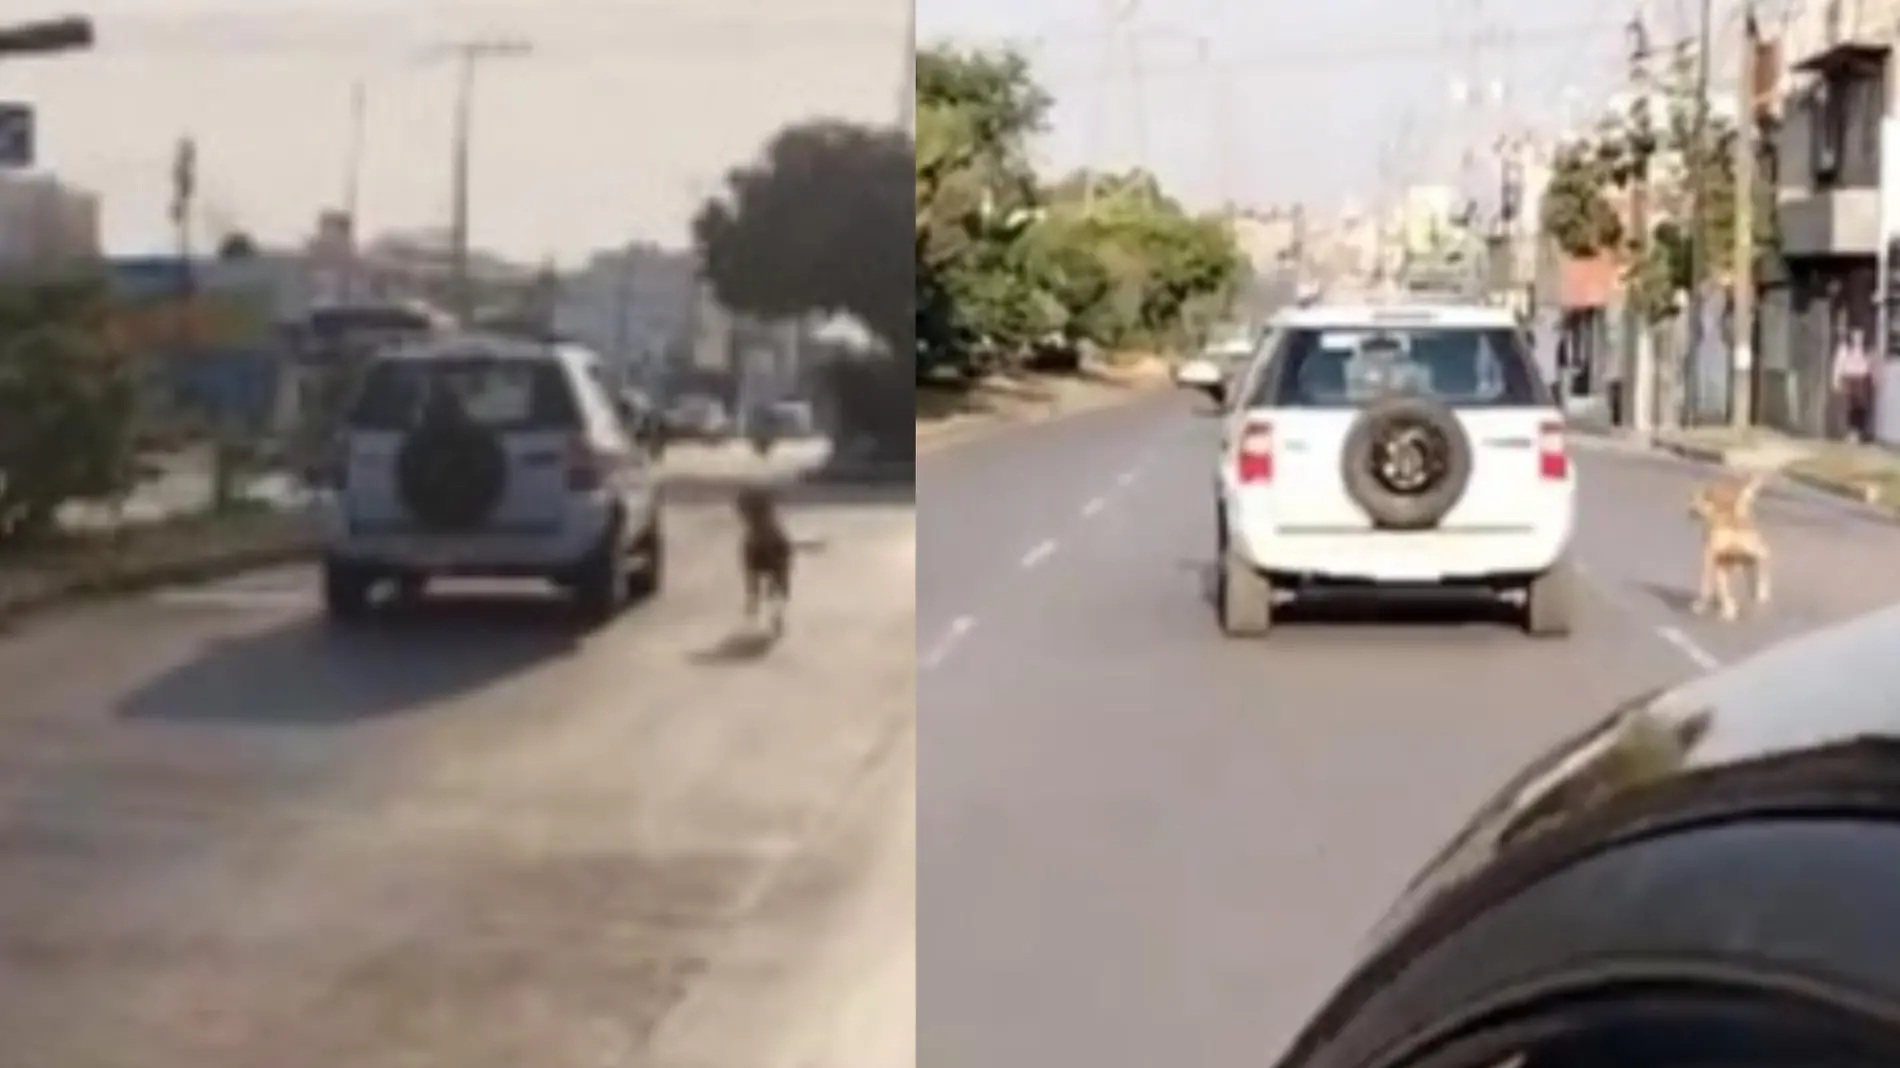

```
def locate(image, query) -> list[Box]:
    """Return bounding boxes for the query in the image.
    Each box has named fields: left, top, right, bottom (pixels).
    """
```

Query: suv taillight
left=566, top=436, right=605, bottom=490
left=1235, top=419, right=1273, bottom=484
left=1537, top=420, right=1567, bottom=480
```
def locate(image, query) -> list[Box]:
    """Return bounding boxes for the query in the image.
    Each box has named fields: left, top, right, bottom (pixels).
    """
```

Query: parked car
left=1276, top=601, right=1900, bottom=1066
left=663, top=393, right=732, bottom=443
left=312, top=333, right=664, bottom=625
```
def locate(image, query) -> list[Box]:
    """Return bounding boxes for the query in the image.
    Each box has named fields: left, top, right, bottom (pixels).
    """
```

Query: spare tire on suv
left=1340, top=394, right=1473, bottom=530
left=396, top=392, right=508, bottom=531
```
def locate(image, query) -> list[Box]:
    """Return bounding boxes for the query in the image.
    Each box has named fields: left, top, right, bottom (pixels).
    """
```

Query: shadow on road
left=1184, top=560, right=1526, bottom=629
left=118, top=595, right=582, bottom=725
left=1637, top=580, right=1701, bottom=616
left=688, top=626, right=780, bottom=664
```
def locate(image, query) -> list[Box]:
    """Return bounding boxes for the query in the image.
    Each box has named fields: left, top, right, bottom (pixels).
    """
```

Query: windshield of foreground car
left=1250, top=326, right=1544, bottom=409
left=347, top=356, right=580, bottom=432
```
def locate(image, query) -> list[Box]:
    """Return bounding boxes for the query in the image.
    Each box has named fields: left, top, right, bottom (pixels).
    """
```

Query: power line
left=1012, top=18, right=1634, bottom=78
left=59, top=10, right=899, bottom=60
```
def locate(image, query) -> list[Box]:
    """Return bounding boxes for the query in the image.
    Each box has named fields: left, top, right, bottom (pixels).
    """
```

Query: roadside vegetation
left=915, top=44, right=1250, bottom=421
left=0, top=274, right=310, bottom=620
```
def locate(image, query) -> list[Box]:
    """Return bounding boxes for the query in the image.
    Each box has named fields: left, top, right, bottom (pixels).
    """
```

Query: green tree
left=1538, top=54, right=1774, bottom=322
left=692, top=119, right=913, bottom=355
left=0, top=278, right=144, bottom=545
left=215, top=230, right=259, bottom=259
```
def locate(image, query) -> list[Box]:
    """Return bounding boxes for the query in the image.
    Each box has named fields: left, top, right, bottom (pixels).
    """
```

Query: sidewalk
left=1578, top=418, right=1900, bottom=511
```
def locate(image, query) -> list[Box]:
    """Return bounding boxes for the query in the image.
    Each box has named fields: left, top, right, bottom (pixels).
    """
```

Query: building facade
left=0, top=172, right=99, bottom=271
left=1769, top=0, right=1900, bottom=438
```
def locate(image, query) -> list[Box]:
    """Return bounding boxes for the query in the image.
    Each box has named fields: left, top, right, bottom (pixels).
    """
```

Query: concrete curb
left=0, top=523, right=319, bottom=626
left=1570, top=422, right=1895, bottom=514
left=916, top=379, right=1171, bottom=455
left=1648, top=439, right=1893, bottom=507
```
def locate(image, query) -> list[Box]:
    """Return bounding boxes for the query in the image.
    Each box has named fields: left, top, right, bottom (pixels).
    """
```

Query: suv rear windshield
left=347, top=355, right=580, bottom=431
left=1249, top=326, right=1545, bottom=409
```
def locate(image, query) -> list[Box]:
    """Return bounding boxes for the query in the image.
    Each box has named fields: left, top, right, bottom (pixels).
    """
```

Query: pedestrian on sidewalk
left=1832, top=328, right=1875, bottom=443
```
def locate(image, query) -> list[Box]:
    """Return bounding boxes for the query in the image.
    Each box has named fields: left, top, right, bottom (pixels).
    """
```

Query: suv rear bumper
left=1232, top=522, right=1570, bottom=585
left=315, top=492, right=624, bottom=576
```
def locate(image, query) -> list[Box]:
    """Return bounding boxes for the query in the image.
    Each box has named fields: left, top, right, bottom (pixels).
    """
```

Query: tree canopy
left=1539, top=51, right=1774, bottom=321
left=915, top=44, right=1249, bottom=378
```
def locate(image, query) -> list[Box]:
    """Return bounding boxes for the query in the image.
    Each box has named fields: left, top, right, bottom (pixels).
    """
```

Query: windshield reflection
left=1365, top=691, right=1714, bottom=955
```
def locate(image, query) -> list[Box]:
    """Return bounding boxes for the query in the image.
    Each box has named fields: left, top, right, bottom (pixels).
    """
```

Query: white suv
left=313, top=334, right=663, bottom=624
left=1213, top=302, right=1575, bottom=636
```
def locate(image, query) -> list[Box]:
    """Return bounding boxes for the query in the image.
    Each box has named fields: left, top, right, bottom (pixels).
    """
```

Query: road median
left=0, top=507, right=319, bottom=624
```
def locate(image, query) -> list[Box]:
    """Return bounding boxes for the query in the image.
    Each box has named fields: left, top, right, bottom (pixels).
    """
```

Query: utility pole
left=1681, top=0, right=1715, bottom=427
left=342, top=79, right=366, bottom=301
left=1199, top=36, right=1232, bottom=213
left=1084, top=0, right=1142, bottom=214
left=1290, top=204, right=1307, bottom=291
left=1626, top=13, right=1657, bottom=434
left=435, top=36, right=530, bottom=325
left=612, top=247, right=635, bottom=366
left=898, top=0, right=915, bottom=133
left=1730, top=5, right=1759, bottom=428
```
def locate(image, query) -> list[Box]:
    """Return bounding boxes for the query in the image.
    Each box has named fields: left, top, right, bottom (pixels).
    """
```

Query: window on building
left=1811, top=81, right=1842, bottom=183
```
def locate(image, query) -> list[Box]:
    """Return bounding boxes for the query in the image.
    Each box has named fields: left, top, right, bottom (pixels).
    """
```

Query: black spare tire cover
left=396, top=393, right=508, bottom=531
left=1340, top=395, right=1472, bottom=530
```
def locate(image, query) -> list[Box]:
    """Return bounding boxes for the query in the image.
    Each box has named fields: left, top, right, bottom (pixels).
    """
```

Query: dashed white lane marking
left=1575, top=561, right=1723, bottom=671
left=1081, top=497, right=1107, bottom=518
left=1115, top=468, right=1139, bottom=487
left=1019, top=539, right=1058, bottom=569
left=1655, top=624, right=1722, bottom=671
left=922, top=615, right=976, bottom=670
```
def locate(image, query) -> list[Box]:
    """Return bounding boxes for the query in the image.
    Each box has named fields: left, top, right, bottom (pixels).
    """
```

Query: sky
left=916, top=0, right=1752, bottom=216
left=2, top=0, right=909, bottom=263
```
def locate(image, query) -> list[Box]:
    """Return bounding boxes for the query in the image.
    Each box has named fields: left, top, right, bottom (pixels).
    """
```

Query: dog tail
left=1736, top=472, right=1768, bottom=512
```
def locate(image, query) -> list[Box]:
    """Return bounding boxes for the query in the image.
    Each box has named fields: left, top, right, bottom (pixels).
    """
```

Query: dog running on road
left=1688, top=472, right=1771, bottom=622
left=735, top=485, right=793, bottom=636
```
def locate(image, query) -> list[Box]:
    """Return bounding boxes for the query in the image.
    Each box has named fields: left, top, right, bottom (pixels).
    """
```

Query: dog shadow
left=1638, top=581, right=1703, bottom=616
left=688, top=626, right=781, bottom=665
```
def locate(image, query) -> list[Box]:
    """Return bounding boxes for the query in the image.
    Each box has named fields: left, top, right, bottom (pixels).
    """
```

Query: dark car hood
left=1322, top=601, right=1900, bottom=1038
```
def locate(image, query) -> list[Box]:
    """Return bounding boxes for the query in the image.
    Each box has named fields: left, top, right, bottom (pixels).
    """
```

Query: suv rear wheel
left=323, top=557, right=375, bottom=622
left=571, top=535, right=629, bottom=625
left=625, top=517, right=664, bottom=599
left=1523, top=555, right=1576, bottom=637
left=1217, top=550, right=1274, bottom=637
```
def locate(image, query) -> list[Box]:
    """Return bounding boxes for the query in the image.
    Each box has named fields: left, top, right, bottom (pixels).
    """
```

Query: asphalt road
left=919, top=392, right=1900, bottom=1067
left=0, top=484, right=914, bottom=1067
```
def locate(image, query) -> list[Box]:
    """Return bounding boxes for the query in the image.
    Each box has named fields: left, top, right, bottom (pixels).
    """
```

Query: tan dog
left=1688, top=472, right=1771, bottom=621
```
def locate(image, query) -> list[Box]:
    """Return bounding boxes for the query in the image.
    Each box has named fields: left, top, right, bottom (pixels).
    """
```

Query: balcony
left=1778, top=186, right=1881, bottom=256
left=1775, top=32, right=1887, bottom=257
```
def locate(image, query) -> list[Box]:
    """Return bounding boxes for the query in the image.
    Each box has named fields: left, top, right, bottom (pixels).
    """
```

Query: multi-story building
left=1765, top=0, right=1892, bottom=437
left=551, top=242, right=697, bottom=378
left=0, top=172, right=100, bottom=271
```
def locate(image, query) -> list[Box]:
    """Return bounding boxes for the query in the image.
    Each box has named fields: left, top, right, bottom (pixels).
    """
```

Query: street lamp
left=0, top=15, right=92, bottom=56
